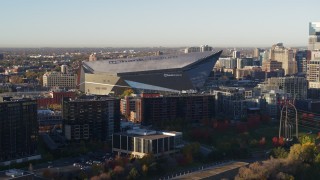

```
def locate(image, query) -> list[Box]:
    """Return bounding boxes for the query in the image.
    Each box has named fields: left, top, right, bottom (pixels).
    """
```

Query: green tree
left=271, top=147, right=288, bottom=158
left=300, top=135, right=314, bottom=144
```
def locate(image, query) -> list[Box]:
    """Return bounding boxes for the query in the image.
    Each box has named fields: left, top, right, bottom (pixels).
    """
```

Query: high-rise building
left=306, top=50, right=320, bottom=88
left=62, top=96, right=120, bottom=141
left=0, top=97, right=38, bottom=164
left=261, top=50, right=269, bottom=62
left=269, top=43, right=297, bottom=75
left=200, top=45, right=213, bottom=52
left=61, top=65, right=68, bottom=74
left=307, top=60, right=320, bottom=88
left=43, top=71, right=77, bottom=88
left=233, top=51, right=241, bottom=58
left=253, top=48, right=262, bottom=58
left=0, top=54, right=3, bottom=60
left=236, top=57, right=254, bottom=69
left=218, top=57, right=237, bottom=69
left=212, top=88, right=247, bottom=120
left=259, top=77, right=307, bottom=99
left=308, top=22, right=320, bottom=50
left=263, top=90, right=281, bottom=118
left=262, top=60, right=283, bottom=72
left=295, top=50, right=309, bottom=73
left=311, top=50, right=320, bottom=59
left=184, top=47, right=200, bottom=53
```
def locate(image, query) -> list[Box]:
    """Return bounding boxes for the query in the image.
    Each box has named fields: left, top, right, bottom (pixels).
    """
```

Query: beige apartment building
left=269, top=43, right=297, bottom=75
left=262, top=60, right=283, bottom=72
left=43, top=71, right=77, bottom=88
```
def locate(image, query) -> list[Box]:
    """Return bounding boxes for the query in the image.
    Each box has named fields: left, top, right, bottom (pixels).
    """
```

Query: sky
left=0, top=0, right=319, bottom=48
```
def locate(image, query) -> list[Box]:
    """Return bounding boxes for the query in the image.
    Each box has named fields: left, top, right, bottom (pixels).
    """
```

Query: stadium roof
left=83, top=51, right=219, bottom=74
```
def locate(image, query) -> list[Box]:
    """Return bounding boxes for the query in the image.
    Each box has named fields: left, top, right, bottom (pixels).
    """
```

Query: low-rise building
left=37, top=90, right=76, bottom=108
left=112, top=128, right=183, bottom=158
left=135, top=94, right=215, bottom=126
left=0, top=169, right=34, bottom=180
left=43, top=71, right=77, bottom=88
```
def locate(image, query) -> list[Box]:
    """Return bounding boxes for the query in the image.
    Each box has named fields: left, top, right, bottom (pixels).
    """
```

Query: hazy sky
left=0, top=0, right=319, bottom=47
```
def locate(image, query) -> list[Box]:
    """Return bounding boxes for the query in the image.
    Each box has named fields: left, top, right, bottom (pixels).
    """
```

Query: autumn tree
left=10, top=76, right=23, bottom=84
left=113, top=165, right=124, bottom=175
left=142, top=164, right=148, bottom=176
left=288, top=142, right=317, bottom=164
left=100, top=172, right=111, bottom=180
left=121, top=88, right=134, bottom=98
left=49, top=104, right=62, bottom=111
left=25, top=71, right=38, bottom=79
left=128, top=167, right=139, bottom=180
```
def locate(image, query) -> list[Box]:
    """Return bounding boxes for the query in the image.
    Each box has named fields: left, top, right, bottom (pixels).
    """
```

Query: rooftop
left=83, top=51, right=219, bottom=75
left=117, top=128, right=182, bottom=140
left=0, top=169, right=34, bottom=180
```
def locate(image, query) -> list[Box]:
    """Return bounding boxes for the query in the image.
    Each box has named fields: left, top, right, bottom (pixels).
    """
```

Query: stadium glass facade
left=80, top=51, right=222, bottom=95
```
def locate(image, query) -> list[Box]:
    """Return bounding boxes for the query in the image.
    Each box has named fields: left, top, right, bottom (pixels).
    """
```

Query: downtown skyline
left=1, top=0, right=319, bottom=48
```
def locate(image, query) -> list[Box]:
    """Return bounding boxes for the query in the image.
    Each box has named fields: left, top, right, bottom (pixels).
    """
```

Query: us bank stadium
left=79, top=51, right=222, bottom=95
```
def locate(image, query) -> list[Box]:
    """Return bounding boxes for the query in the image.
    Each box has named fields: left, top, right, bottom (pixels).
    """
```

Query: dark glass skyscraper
left=295, top=50, right=308, bottom=73
left=0, top=98, right=38, bottom=162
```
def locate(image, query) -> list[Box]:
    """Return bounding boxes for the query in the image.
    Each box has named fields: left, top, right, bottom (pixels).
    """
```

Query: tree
left=25, top=71, right=38, bottom=79
left=288, top=144, right=303, bottom=162
left=10, top=76, right=23, bottom=84
left=300, top=135, right=314, bottom=144
left=259, top=137, right=266, bottom=147
left=300, top=142, right=317, bottom=163
left=278, top=136, right=285, bottom=146
left=113, top=165, right=124, bottom=175
left=142, top=164, right=148, bottom=176
left=288, top=142, right=317, bottom=163
left=271, top=147, right=288, bottom=158
left=272, top=137, right=278, bottom=146
left=42, top=169, right=55, bottom=179
left=92, top=164, right=104, bottom=176
left=121, top=88, right=134, bottom=97
left=315, top=154, right=320, bottom=164
left=128, top=167, right=139, bottom=179
left=100, top=172, right=111, bottom=180
left=90, top=176, right=100, bottom=180
left=49, top=104, right=62, bottom=111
